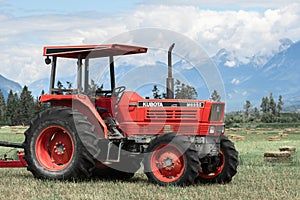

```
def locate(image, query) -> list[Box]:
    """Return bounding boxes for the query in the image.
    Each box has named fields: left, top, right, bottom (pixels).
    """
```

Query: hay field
left=0, top=126, right=299, bottom=200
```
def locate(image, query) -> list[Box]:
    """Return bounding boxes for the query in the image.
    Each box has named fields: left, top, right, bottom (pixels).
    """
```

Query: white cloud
left=242, top=91, right=248, bottom=96
left=127, top=4, right=300, bottom=60
left=144, top=0, right=300, bottom=9
left=225, top=60, right=236, bottom=67
left=0, top=3, right=300, bottom=86
left=231, top=78, right=240, bottom=85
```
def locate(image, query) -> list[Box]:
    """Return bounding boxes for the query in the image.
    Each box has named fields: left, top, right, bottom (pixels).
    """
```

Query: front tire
left=24, top=107, right=100, bottom=180
left=197, top=136, right=238, bottom=184
left=144, top=133, right=200, bottom=186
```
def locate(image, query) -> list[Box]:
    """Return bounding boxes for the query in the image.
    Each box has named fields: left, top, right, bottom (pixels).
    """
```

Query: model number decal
left=186, top=102, right=204, bottom=107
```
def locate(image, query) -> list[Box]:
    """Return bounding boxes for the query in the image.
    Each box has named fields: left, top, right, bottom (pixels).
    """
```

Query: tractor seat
left=96, top=107, right=109, bottom=115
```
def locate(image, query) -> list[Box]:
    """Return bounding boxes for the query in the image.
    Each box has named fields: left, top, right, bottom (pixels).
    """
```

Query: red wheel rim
left=35, top=126, right=74, bottom=171
left=198, top=150, right=225, bottom=179
left=150, top=144, right=185, bottom=183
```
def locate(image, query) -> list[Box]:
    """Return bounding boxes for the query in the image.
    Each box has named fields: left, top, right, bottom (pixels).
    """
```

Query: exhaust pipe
left=166, top=43, right=175, bottom=99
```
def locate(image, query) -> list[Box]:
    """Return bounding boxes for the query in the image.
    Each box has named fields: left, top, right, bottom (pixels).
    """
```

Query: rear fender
left=40, top=94, right=108, bottom=138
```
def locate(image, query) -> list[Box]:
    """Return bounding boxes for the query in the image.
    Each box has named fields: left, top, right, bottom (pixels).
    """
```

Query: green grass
left=0, top=126, right=299, bottom=200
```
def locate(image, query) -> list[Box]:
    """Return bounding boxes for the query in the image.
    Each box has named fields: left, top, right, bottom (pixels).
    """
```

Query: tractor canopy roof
left=43, top=44, right=148, bottom=59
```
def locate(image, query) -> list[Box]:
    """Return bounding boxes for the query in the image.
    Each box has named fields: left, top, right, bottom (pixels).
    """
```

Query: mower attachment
left=0, top=141, right=27, bottom=168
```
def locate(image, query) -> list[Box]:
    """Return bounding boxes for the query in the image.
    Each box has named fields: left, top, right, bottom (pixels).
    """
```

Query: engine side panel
left=116, top=92, right=225, bottom=136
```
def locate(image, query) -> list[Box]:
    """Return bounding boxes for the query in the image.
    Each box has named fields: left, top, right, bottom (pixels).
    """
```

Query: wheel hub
left=36, top=126, right=74, bottom=171
left=151, top=145, right=185, bottom=181
left=54, top=142, right=66, bottom=155
left=199, top=151, right=225, bottom=179
left=164, top=158, right=173, bottom=168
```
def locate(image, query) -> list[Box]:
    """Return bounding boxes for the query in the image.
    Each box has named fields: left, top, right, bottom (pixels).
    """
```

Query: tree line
left=152, top=80, right=222, bottom=102
left=0, top=86, right=42, bottom=126
left=226, top=92, right=300, bottom=125
left=152, top=79, right=198, bottom=99
left=244, top=92, right=284, bottom=123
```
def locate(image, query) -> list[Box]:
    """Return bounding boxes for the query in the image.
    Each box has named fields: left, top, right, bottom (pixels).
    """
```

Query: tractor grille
left=209, top=104, right=224, bottom=121
left=146, top=110, right=197, bottom=120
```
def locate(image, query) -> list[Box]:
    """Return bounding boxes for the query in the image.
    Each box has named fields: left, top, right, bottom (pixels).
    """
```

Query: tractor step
left=105, top=141, right=123, bottom=163
left=108, top=126, right=125, bottom=139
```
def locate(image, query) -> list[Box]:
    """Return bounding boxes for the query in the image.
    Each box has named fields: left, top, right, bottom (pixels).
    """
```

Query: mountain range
left=0, top=74, right=22, bottom=99
left=0, top=38, right=299, bottom=112
left=212, top=38, right=300, bottom=111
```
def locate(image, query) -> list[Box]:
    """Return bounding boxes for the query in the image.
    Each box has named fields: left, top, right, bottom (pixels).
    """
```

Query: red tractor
left=0, top=43, right=238, bottom=186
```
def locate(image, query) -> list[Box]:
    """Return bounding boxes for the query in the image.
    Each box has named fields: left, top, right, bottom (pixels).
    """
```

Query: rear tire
left=144, top=133, right=199, bottom=186
left=24, top=107, right=100, bottom=180
left=197, top=136, right=238, bottom=184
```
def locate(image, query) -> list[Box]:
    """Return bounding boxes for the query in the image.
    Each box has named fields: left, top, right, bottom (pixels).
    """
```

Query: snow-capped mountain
left=278, top=38, right=293, bottom=52
left=214, top=39, right=300, bottom=111
left=0, top=75, right=22, bottom=98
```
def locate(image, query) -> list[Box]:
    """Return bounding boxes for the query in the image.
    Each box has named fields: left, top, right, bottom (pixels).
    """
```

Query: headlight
left=209, top=126, right=215, bottom=134
left=210, top=126, right=225, bottom=134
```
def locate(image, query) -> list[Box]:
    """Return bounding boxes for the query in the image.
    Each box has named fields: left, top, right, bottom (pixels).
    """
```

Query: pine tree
left=174, top=80, right=197, bottom=99
left=0, top=90, right=6, bottom=125
left=152, top=85, right=162, bottom=99
left=269, top=92, right=276, bottom=115
left=210, top=90, right=221, bottom=102
left=260, top=97, right=269, bottom=113
left=174, top=80, right=182, bottom=99
left=244, top=100, right=251, bottom=122
left=277, top=95, right=284, bottom=116
left=6, top=90, right=19, bottom=125
left=19, top=86, right=35, bottom=125
left=253, top=107, right=260, bottom=121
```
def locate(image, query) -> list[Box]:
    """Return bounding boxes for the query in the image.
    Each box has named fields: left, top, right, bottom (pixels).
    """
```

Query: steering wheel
left=112, top=86, right=126, bottom=104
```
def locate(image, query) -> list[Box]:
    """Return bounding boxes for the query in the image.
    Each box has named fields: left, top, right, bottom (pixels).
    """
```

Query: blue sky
left=1, top=0, right=142, bottom=16
left=0, top=0, right=300, bottom=87
left=2, top=0, right=298, bottom=16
